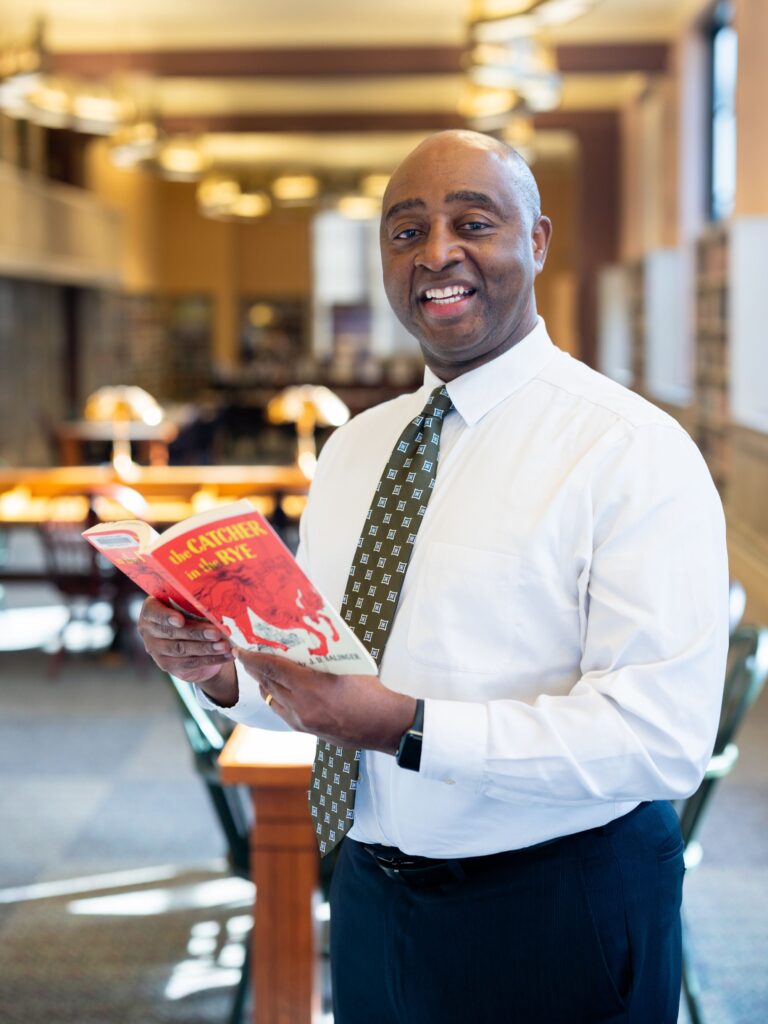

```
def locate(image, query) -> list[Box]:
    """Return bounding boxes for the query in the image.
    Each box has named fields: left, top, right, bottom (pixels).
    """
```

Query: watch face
left=397, top=699, right=424, bottom=771
left=397, top=730, right=422, bottom=772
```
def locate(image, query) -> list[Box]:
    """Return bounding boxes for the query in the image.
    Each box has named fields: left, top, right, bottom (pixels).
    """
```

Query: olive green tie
left=309, top=384, right=453, bottom=855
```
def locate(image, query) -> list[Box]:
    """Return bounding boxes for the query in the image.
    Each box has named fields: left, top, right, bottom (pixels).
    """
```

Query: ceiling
left=0, top=0, right=710, bottom=47
left=0, top=0, right=713, bottom=174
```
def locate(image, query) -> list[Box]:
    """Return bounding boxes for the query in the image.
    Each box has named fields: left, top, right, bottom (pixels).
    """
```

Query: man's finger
left=233, top=649, right=302, bottom=689
left=154, top=638, right=234, bottom=659
left=140, top=611, right=226, bottom=643
left=157, top=653, right=235, bottom=673
left=140, top=598, right=184, bottom=628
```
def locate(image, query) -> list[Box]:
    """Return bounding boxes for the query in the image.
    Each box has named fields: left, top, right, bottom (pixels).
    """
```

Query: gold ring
left=265, top=693, right=274, bottom=707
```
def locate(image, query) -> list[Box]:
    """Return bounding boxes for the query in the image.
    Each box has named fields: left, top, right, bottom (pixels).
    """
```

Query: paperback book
left=83, top=499, right=376, bottom=675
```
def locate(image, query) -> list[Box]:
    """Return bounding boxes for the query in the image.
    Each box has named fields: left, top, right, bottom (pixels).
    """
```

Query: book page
left=83, top=523, right=204, bottom=617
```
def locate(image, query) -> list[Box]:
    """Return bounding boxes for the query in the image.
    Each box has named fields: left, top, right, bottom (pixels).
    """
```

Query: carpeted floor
left=0, top=637, right=766, bottom=1023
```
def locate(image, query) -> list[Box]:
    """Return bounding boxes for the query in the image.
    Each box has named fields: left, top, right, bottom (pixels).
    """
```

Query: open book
left=83, top=499, right=377, bottom=675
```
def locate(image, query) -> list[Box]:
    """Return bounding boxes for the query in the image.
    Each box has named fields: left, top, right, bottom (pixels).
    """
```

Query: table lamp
left=83, top=385, right=164, bottom=479
left=266, top=385, right=350, bottom=478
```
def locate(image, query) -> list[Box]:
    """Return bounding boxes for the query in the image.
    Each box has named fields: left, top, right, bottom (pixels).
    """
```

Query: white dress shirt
left=199, top=318, right=729, bottom=859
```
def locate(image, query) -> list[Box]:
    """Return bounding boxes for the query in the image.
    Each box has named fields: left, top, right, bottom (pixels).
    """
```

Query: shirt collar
left=422, top=316, right=557, bottom=427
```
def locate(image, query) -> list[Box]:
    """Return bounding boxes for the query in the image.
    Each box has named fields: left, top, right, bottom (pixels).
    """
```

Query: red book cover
left=83, top=499, right=376, bottom=675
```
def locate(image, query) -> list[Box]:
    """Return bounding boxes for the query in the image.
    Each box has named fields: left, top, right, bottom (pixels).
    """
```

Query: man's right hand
left=137, top=597, right=239, bottom=706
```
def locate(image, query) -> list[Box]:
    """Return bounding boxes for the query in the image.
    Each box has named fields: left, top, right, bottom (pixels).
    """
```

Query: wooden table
left=0, top=464, right=309, bottom=503
left=0, top=465, right=310, bottom=527
left=219, top=726, right=320, bottom=1024
left=53, top=420, right=180, bottom=466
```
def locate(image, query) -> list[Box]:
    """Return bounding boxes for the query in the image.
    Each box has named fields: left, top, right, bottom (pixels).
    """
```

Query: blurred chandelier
left=18, top=76, right=135, bottom=134
left=464, top=0, right=600, bottom=131
left=469, top=0, right=601, bottom=40
left=0, top=20, right=135, bottom=134
left=197, top=174, right=272, bottom=220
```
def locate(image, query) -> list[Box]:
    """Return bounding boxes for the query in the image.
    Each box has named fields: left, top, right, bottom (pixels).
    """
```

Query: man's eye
left=462, top=221, right=491, bottom=231
left=393, top=227, right=418, bottom=240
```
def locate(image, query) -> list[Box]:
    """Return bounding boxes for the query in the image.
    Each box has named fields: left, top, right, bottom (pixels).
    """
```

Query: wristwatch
left=396, top=699, right=424, bottom=772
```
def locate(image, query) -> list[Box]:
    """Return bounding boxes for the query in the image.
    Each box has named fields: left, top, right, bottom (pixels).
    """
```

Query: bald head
left=385, top=130, right=542, bottom=228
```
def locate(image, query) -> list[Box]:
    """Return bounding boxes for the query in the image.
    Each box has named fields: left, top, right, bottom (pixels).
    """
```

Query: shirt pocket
left=406, top=541, right=519, bottom=674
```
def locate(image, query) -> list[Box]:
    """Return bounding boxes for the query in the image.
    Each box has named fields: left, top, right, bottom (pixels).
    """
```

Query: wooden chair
left=678, top=624, right=768, bottom=1024
left=36, top=485, right=149, bottom=674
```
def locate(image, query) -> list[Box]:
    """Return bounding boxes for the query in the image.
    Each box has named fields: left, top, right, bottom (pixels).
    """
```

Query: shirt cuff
left=419, top=698, right=487, bottom=791
left=194, top=659, right=293, bottom=731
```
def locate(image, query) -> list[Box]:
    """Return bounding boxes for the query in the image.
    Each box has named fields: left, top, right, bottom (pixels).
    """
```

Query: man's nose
left=413, top=227, right=464, bottom=271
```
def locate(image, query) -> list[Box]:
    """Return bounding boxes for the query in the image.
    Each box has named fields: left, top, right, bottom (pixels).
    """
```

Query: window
left=709, top=1, right=737, bottom=221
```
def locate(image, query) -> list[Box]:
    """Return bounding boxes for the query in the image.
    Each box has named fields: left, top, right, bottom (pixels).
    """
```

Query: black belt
left=363, top=803, right=650, bottom=887
left=363, top=837, right=559, bottom=886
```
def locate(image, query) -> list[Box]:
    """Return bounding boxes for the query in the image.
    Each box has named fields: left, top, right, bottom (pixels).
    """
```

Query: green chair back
left=166, top=674, right=250, bottom=878
left=678, top=625, right=768, bottom=861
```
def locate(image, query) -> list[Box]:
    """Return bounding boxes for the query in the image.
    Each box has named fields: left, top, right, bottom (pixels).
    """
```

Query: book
left=83, top=499, right=377, bottom=675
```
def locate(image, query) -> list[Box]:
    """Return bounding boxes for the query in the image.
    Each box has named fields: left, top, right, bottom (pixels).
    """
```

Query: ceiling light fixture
left=466, top=34, right=561, bottom=113
left=360, top=174, right=390, bottom=200
left=70, top=85, right=136, bottom=135
left=469, top=0, right=599, bottom=41
left=108, top=121, right=160, bottom=169
left=502, top=112, right=535, bottom=160
left=464, top=0, right=599, bottom=124
left=157, top=136, right=210, bottom=182
left=271, top=174, right=320, bottom=204
left=336, top=194, right=381, bottom=220
left=197, top=174, right=271, bottom=220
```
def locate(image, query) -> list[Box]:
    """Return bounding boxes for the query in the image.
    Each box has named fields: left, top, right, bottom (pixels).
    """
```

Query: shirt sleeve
left=194, top=658, right=294, bottom=731
left=420, top=422, right=730, bottom=805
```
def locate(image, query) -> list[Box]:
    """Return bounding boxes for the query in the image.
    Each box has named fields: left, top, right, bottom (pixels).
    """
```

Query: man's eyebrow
left=384, top=197, right=426, bottom=222
left=445, top=191, right=505, bottom=218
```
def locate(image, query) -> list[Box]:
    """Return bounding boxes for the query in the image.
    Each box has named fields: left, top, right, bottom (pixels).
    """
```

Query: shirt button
left=443, top=779, right=456, bottom=786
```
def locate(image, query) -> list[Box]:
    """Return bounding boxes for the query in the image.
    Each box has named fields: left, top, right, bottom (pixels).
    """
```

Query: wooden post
left=219, top=727, right=319, bottom=1024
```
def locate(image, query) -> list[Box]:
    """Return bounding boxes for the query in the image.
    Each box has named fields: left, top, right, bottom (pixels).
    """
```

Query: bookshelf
left=626, top=261, right=645, bottom=393
left=694, top=224, right=730, bottom=495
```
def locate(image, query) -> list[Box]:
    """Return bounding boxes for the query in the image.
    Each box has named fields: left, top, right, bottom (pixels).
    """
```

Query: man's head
left=380, top=130, right=552, bottom=381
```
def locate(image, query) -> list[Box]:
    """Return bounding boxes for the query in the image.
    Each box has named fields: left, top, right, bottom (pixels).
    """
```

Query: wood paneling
left=52, top=43, right=671, bottom=80
left=159, top=112, right=464, bottom=133
left=555, top=43, right=669, bottom=74
left=51, top=46, right=465, bottom=78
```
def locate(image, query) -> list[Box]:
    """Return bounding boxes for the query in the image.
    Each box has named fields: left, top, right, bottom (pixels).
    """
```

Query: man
left=139, top=130, right=728, bottom=1023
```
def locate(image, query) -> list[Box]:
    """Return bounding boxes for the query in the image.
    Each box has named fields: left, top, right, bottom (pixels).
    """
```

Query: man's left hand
left=234, top=649, right=417, bottom=755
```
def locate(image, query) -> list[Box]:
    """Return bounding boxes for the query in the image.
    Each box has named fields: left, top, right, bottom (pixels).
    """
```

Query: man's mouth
left=419, top=284, right=477, bottom=317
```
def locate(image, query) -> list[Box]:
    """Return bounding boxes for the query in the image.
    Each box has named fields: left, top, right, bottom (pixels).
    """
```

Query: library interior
left=1, top=1, right=767, bottom=1023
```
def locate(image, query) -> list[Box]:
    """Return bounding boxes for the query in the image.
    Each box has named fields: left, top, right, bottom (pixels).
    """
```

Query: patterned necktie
left=309, top=384, right=454, bottom=855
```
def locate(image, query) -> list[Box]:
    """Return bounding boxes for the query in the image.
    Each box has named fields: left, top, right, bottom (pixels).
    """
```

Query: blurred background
left=0, top=2, right=766, bottom=1023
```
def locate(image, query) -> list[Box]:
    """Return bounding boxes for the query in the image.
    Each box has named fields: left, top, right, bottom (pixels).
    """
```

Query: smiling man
left=139, top=130, right=728, bottom=1023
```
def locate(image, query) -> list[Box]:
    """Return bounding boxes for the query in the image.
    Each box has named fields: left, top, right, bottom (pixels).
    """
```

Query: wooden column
left=219, top=727, right=319, bottom=1024
left=735, top=0, right=768, bottom=216
left=251, top=785, right=319, bottom=1024
left=533, top=111, right=621, bottom=369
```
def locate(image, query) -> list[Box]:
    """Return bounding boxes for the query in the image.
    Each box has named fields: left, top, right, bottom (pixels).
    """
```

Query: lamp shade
left=84, top=386, right=164, bottom=426
left=266, top=385, right=350, bottom=430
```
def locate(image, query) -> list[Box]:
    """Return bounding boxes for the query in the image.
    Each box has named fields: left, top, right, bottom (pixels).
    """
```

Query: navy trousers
left=329, top=801, right=684, bottom=1024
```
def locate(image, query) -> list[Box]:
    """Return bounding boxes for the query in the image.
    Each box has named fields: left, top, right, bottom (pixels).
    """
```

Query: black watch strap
left=396, top=698, right=424, bottom=772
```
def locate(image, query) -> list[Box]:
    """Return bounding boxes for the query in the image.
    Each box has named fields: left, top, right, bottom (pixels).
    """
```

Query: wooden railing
left=0, top=161, right=122, bottom=285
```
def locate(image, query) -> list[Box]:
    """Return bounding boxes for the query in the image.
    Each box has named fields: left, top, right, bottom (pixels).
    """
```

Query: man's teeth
left=424, top=286, right=472, bottom=304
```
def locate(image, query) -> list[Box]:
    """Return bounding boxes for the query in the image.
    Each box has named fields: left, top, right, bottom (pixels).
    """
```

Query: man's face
left=380, top=136, right=551, bottom=381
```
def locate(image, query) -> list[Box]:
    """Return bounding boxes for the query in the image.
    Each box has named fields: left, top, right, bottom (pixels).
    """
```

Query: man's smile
left=418, top=281, right=478, bottom=319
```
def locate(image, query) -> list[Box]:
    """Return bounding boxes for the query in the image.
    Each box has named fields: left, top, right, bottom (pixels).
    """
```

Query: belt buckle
left=366, top=847, right=466, bottom=885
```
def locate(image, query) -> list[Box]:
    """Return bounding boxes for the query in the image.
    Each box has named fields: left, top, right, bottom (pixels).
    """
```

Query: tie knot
left=425, top=384, right=453, bottom=420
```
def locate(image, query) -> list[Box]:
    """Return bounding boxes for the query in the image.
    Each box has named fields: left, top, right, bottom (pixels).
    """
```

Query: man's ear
left=532, top=216, right=553, bottom=274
